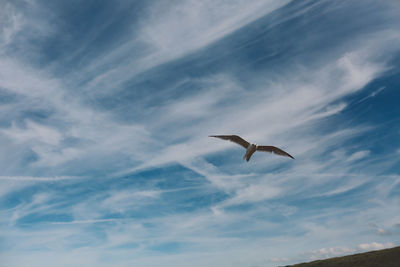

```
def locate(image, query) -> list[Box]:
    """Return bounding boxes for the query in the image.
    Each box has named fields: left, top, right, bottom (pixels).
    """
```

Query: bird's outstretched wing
left=209, top=135, right=249, bottom=149
left=256, top=146, right=294, bottom=159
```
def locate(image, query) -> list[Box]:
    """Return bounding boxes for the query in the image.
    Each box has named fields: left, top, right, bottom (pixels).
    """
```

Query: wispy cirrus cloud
left=347, top=150, right=370, bottom=162
left=79, top=0, right=291, bottom=96
left=116, top=47, right=390, bottom=176
left=0, top=0, right=400, bottom=266
left=0, top=1, right=23, bottom=50
left=358, top=86, right=386, bottom=103
left=139, top=0, right=290, bottom=58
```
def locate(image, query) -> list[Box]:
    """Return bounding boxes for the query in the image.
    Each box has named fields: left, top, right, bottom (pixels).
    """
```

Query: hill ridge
left=283, top=246, right=400, bottom=267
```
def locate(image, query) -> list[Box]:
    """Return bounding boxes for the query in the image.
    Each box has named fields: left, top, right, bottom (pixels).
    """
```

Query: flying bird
left=209, top=135, right=294, bottom=161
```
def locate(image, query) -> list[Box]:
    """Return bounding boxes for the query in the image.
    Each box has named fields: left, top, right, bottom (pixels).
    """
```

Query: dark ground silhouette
left=283, top=246, right=400, bottom=267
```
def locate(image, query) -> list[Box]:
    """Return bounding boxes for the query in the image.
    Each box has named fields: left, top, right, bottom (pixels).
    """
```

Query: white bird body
left=209, top=135, right=294, bottom=162
left=244, top=143, right=257, bottom=161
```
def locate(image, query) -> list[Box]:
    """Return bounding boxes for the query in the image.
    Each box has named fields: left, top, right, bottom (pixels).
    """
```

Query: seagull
left=209, top=135, right=294, bottom=161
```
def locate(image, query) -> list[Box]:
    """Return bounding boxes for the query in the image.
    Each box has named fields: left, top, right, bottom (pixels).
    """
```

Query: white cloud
left=0, top=57, right=60, bottom=98
left=308, top=102, right=347, bottom=121
left=0, top=175, right=81, bottom=181
left=358, top=242, right=395, bottom=251
left=335, top=53, right=383, bottom=93
left=0, top=56, right=153, bottom=168
left=313, top=177, right=366, bottom=197
left=51, top=218, right=120, bottom=225
left=102, top=189, right=161, bottom=214
left=140, top=0, right=290, bottom=59
left=269, top=257, right=289, bottom=263
left=8, top=192, right=56, bottom=226
left=1, top=1, right=399, bottom=267
left=81, top=0, right=290, bottom=95
left=305, top=246, right=356, bottom=260
left=348, top=150, right=370, bottom=162
left=218, top=184, right=281, bottom=207
left=0, top=2, right=23, bottom=49
left=118, top=48, right=387, bottom=175
left=1, top=120, right=62, bottom=145
left=376, top=228, right=391, bottom=236
left=358, top=86, right=386, bottom=103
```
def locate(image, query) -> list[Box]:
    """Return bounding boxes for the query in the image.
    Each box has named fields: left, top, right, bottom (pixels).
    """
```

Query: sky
left=0, top=0, right=400, bottom=266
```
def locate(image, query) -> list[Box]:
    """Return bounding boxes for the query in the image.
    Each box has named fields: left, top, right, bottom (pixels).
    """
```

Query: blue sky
left=1, top=0, right=400, bottom=266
